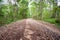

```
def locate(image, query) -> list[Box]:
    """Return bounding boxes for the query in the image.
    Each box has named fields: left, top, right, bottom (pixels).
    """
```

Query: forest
left=0, top=0, right=60, bottom=28
left=0, top=0, right=60, bottom=40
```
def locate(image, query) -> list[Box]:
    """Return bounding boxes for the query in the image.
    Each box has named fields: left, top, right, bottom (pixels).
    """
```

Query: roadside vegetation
left=0, top=0, right=60, bottom=28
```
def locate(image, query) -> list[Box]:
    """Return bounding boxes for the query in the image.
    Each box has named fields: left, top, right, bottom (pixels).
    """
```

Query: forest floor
left=0, top=19, right=60, bottom=40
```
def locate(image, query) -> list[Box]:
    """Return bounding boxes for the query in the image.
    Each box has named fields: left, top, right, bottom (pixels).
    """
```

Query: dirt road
left=0, top=19, right=60, bottom=40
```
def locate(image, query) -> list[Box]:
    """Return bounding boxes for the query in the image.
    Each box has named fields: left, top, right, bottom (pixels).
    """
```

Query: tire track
left=0, top=19, right=60, bottom=40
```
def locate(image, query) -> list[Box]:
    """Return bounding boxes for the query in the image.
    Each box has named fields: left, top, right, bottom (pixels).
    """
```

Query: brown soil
left=0, top=19, right=60, bottom=40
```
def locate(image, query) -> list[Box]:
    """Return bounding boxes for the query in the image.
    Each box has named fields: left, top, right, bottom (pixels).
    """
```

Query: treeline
left=0, top=0, right=28, bottom=26
left=0, top=0, right=60, bottom=26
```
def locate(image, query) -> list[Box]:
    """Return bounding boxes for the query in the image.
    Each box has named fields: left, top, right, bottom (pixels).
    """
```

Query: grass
left=44, top=18, right=56, bottom=24
left=44, top=18, right=60, bottom=28
left=55, top=23, right=60, bottom=28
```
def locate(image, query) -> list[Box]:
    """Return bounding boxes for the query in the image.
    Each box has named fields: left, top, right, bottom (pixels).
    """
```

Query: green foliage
left=0, top=0, right=2, bottom=2
left=44, top=18, right=56, bottom=24
left=0, top=0, right=29, bottom=26
left=0, top=0, right=60, bottom=27
left=56, top=23, right=60, bottom=28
